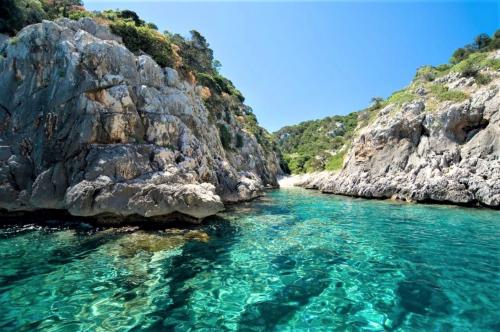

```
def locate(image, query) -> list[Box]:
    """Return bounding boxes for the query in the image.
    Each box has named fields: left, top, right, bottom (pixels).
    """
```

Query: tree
left=42, top=0, right=83, bottom=19
left=190, top=30, right=210, bottom=50
left=370, top=96, right=384, bottom=108
left=173, top=30, right=215, bottom=75
left=474, top=33, right=491, bottom=50
left=213, top=59, right=222, bottom=72
left=218, top=124, right=232, bottom=149
left=146, top=22, right=158, bottom=30
left=0, top=0, right=46, bottom=35
left=118, top=9, right=144, bottom=26
left=450, top=47, right=470, bottom=64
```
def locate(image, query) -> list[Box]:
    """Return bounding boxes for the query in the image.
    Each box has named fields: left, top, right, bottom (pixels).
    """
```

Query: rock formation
left=0, top=18, right=282, bottom=222
left=296, top=56, right=500, bottom=208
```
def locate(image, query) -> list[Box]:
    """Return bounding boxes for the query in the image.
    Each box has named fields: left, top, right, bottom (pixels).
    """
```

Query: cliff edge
left=297, top=52, right=500, bottom=207
left=0, top=18, right=282, bottom=222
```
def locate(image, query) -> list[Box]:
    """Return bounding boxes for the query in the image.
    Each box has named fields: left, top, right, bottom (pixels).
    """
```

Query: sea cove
left=1, top=189, right=498, bottom=331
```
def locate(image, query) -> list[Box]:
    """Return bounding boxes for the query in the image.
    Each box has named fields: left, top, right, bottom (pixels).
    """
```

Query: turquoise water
left=0, top=188, right=499, bottom=331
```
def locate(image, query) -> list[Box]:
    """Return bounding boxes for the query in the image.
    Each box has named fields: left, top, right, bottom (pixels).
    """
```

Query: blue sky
left=86, top=1, right=499, bottom=131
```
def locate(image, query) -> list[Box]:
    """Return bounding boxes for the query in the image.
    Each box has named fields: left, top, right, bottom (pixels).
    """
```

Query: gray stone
left=0, top=19, right=281, bottom=222
left=297, top=70, right=500, bottom=208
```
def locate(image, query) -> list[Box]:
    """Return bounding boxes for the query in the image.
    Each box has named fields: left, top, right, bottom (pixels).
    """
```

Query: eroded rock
left=298, top=73, right=500, bottom=208
left=0, top=19, right=281, bottom=222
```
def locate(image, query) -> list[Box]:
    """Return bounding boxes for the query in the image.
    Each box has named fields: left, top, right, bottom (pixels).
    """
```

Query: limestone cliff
left=296, top=52, right=500, bottom=208
left=0, top=18, right=282, bottom=221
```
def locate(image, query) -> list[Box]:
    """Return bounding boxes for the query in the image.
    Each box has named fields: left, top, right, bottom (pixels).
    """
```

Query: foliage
left=235, top=133, right=244, bottom=148
left=386, top=89, right=417, bottom=106
left=109, top=19, right=174, bottom=68
left=0, top=0, right=46, bottom=35
left=429, top=84, right=468, bottom=102
left=450, top=30, right=500, bottom=64
left=172, top=30, right=214, bottom=76
left=275, top=112, right=357, bottom=174
left=449, top=52, right=500, bottom=87
left=116, top=9, right=144, bottom=26
left=218, top=124, right=232, bottom=149
left=370, top=96, right=384, bottom=108
left=415, top=65, right=452, bottom=83
left=416, top=66, right=436, bottom=82
left=475, top=73, right=492, bottom=85
left=474, top=33, right=492, bottom=50
left=42, top=0, right=83, bottom=20
left=325, top=149, right=347, bottom=171
left=197, top=72, right=244, bottom=102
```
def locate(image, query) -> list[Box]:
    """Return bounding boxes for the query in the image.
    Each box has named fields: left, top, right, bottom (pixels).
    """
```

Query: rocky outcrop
left=297, top=63, right=500, bottom=208
left=0, top=18, right=281, bottom=222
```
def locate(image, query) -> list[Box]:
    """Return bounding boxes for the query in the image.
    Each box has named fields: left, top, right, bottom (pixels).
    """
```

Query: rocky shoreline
left=289, top=91, right=499, bottom=208
left=1, top=17, right=498, bottom=222
left=0, top=18, right=281, bottom=223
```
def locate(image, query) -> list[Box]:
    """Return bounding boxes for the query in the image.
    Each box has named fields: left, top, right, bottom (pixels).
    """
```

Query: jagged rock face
left=298, top=70, right=500, bottom=208
left=0, top=18, right=281, bottom=221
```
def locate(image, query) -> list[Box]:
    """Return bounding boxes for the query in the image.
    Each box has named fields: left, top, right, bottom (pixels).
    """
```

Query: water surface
left=1, top=189, right=499, bottom=331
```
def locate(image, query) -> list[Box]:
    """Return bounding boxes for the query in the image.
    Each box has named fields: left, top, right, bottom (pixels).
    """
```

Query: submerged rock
left=0, top=19, right=281, bottom=222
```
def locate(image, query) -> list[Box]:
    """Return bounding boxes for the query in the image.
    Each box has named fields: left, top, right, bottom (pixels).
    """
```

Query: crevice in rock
left=0, top=103, right=12, bottom=116
left=0, top=209, right=205, bottom=229
left=463, top=119, right=489, bottom=143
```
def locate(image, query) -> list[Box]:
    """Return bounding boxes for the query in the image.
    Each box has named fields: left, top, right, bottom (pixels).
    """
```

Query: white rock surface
left=298, top=73, right=500, bottom=208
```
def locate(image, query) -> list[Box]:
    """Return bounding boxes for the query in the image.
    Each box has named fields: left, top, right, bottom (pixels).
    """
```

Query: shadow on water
left=384, top=275, right=453, bottom=331
left=237, top=246, right=343, bottom=331
left=0, top=230, right=125, bottom=290
left=137, top=216, right=241, bottom=331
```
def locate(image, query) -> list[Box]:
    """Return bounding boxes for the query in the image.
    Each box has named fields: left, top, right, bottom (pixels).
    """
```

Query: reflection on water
left=0, top=188, right=499, bottom=331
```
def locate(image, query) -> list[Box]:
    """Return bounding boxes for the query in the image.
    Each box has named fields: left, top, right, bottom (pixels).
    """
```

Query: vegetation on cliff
left=276, top=29, right=500, bottom=175
left=274, top=113, right=357, bottom=174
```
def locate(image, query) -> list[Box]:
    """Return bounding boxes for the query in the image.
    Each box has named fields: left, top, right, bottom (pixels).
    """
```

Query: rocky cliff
left=0, top=18, right=282, bottom=222
left=296, top=52, right=500, bottom=208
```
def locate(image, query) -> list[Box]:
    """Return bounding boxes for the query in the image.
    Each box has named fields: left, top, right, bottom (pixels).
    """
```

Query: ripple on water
left=0, top=188, right=499, bottom=331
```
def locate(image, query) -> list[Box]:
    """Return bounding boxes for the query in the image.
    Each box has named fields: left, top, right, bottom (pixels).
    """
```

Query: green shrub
left=146, top=22, right=158, bottom=30
left=0, top=0, right=46, bottom=35
left=284, top=153, right=309, bottom=174
left=450, top=30, right=500, bottom=64
left=429, top=84, right=468, bottom=102
left=386, top=89, right=416, bottom=105
left=172, top=30, right=214, bottom=75
left=109, top=20, right=174, bottom=68
left=474, top=33, right=492, bottom=50
left=42, top=0, right=84, bottom=20
left=235, top=133, right=244, bottom=148
left=452, top=52, right=500, bottom=78
left=197, top=72, right=244, bottom=102
left=274, top=112, right=358, bottom=174
left=457, top=61, right=479, bottom=77
left=416, top=66, right=436, bottom=81
left=475, top=73, right=492, bottom=85
left=450, top=47, right=472, bottom=64
left=325, top=149, right=347, bottom=171
left=435, top=64, right=452, bottom=72
left=415, top=65, right=451, bottom=82
left=218, top=124, right=232, bottom=149
left=117, top=9, right=144, bottom=26
left=67, top=9, right=92, bottom=21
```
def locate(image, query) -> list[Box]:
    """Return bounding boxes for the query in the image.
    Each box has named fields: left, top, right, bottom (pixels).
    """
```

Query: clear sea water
left=0, top=188, right=499, bottom=331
